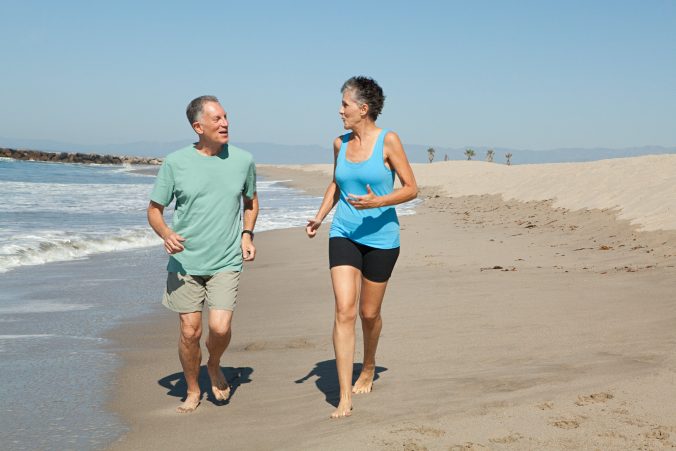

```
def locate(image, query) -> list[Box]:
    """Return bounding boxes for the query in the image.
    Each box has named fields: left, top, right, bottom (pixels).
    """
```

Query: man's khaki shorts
left=162, top=271, right=241, bottom=313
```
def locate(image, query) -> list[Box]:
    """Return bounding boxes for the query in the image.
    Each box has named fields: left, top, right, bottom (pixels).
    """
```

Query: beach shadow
left=295, top=360, right=387, bottom=407
left=158, top=366, right=253, bottom=406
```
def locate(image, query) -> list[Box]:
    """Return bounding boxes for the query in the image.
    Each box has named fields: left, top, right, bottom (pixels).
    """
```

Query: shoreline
left=106, top=163, right=676, bottom=450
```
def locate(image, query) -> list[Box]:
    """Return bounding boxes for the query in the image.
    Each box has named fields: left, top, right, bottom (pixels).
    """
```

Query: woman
left=306, top=76, right=418, bottom=418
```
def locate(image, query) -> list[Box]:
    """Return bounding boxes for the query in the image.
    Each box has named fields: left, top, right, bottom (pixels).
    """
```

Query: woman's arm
left=347, top=131, right=418, bottom=209
left=306, top=137, right=342, bottom=238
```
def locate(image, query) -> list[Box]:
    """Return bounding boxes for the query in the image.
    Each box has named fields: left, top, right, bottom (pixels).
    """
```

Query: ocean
left=0, top=158, right=418, bottom=450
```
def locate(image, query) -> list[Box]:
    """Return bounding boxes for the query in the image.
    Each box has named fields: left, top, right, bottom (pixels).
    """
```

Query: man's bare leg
left=330, top=265, right=361, bottom=418
left=177, top=311, right=203, bottom=413
left=353, top=277, right=388, bottom=394
left=206, top=309, right=233, bottom=401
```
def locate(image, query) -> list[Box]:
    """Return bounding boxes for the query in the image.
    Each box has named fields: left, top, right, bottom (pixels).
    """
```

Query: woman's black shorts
left=329, top=237, right=400, bottom=283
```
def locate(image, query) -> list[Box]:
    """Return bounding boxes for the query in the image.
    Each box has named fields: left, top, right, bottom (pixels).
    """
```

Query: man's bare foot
left=330, top=398, right=353, bottom=419
left=207, top=363, right=231, bottom=401
left=352, top=367, right=375, bottom=394
left=176, top=392, right=201, bottom=413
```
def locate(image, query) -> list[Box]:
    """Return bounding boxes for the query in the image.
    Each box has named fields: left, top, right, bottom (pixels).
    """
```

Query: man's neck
left=195, top=140, right=224, bottom=157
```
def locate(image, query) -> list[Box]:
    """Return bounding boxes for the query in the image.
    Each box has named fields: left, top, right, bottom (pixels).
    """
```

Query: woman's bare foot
left=330, top=396, right=353, bottom=419
left=207, top=363, right=231, bottom=401
left=352, top=367, right=375, bottom=394
left=176, top=391, right=201, bottom=413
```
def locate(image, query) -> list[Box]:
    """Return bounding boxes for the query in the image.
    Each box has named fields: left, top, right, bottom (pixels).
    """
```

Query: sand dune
left=270, top=154, right=676, bottom=231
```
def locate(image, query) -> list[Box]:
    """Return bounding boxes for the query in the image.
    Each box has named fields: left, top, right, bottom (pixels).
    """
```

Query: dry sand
left=109, top=157, right=676, bottom=450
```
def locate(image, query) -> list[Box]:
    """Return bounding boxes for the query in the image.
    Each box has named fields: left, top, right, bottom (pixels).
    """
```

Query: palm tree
left=505, top=152, right=513, bottom=166
left=485, top=149, right=495, bottom=162
left=427, top=147, right=435, bottom=163
left=464, top=148, right=475, bottom=160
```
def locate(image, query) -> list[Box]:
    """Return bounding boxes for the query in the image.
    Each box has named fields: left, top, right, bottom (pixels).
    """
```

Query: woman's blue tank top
left=329, top=129, right=400, bottom=249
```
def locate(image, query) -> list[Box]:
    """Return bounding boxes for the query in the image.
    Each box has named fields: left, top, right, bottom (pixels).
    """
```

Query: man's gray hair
left=186, top=95, right=220, bottom=125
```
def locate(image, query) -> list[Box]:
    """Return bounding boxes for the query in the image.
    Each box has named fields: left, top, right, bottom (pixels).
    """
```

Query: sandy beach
left=108, top=157, right=676, bottom=450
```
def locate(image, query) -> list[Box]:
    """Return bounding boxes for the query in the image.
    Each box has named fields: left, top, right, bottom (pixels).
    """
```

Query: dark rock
left=0, top=148, right=162, bottom=165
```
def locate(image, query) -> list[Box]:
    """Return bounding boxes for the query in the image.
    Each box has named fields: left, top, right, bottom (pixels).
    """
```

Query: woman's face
left=339, top=90, right=366, bottom=130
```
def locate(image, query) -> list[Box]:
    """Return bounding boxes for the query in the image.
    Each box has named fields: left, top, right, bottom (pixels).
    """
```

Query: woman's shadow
left=158, top=366, right=253, bottom=406
left=295, top=360, right=387, bottom=406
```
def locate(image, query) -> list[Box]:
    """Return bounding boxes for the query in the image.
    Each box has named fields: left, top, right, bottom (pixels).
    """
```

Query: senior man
left=148, top=95, right=258, bottom=413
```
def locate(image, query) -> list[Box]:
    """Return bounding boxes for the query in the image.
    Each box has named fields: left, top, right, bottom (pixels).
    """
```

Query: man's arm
left=147, top=201, right=185, bottom=254
left=241, top=192, right=259, bottom=261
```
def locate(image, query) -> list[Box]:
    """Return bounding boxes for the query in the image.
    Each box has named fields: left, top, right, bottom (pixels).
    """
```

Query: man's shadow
left=158, top=366, right=253, bottom=405
left=295, top=360, right=387, bottom=407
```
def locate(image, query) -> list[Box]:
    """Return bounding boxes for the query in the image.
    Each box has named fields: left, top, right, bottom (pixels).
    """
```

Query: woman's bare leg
left=353, top=277, right=388, bottom=394
left=329, top=265, right=361, bottom=418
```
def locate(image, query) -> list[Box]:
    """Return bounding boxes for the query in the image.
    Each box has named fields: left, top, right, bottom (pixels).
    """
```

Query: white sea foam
left=0, top=181, right=153, bottom=213
left=0, top=229, right=161, bottom=273
left=0, top=334, right=55, bottom=339
left=0, top=302, right=93, bottom=314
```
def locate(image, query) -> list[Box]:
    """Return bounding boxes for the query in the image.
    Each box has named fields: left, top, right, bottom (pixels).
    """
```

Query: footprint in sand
left=242, top=338, right=314, bottom=351
left=575, top=392, right=614, bottom=406
left=489, top=432, right=523, bottom=444
left=536, top=401, right=554, bottom=410
left=644, top=427, right=670, bottom=441
left=549, top=418, right=581, bottom=429
left=392, top=425, right=445, bottom=438
left=402, top=440, right=428, bottom=451
left=449, top=443, right=488, bottom=451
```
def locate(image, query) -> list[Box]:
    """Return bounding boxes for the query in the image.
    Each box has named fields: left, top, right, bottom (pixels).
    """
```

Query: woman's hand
left=347, top=185, right=382, bottom=209
left=306, top=218, right=322, bottom=238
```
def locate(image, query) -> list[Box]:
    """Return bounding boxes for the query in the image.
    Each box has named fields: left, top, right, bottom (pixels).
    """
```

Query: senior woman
left=306, top=76, right=418, bottom=418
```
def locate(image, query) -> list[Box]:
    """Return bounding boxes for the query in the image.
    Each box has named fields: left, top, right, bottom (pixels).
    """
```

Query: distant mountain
left=1, top=136, right=674, bottom=165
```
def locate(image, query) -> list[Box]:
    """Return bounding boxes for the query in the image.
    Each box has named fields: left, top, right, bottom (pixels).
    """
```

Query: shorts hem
left=206, top=306, right=235, bottom=312
left=162, top=301, right=202, bottom=314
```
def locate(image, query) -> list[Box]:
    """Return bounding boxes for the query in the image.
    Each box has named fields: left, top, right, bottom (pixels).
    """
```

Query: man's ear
left=192, top=121, right=204, bottom=135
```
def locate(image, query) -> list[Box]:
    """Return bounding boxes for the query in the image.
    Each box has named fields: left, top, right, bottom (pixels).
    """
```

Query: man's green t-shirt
left=150, top=144, right=256, bottom=275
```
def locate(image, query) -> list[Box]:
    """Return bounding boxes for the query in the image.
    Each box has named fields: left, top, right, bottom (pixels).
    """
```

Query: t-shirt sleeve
left=149, top=160, right=175, bottom=206
left=242, top=158, right=256, bottom=199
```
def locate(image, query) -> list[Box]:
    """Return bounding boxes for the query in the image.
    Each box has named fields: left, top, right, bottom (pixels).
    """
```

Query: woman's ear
left=360, top=103, right=369, bottom=118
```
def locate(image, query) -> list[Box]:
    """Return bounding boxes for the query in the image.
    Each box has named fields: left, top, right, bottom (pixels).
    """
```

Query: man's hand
left=347, top=184, right=382, bottom=210
left=306, top=218, right=322, bottom=238
left=242, top=235, right=256, bottom=261
left=163, top=231, right=185, bottom=254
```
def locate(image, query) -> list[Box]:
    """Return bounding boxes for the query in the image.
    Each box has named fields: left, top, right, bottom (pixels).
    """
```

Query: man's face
left=194, top=102, right=229, bottom=144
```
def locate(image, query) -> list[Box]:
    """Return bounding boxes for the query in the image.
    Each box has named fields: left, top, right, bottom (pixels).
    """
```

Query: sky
left=1, top=0, right=674, bottom=151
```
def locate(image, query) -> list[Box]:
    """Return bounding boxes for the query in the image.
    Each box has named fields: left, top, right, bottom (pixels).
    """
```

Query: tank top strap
left=376, top=128, right=389, bottom=162
left=338, top=133, right=351, bottom=162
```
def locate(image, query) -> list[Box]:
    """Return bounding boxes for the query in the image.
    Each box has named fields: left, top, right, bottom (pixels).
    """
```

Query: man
left=147, top=95, right=258, bottom=413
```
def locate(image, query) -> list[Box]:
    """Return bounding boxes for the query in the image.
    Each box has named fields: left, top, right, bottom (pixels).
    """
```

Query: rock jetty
left=0, top=147, right=162, bottom=165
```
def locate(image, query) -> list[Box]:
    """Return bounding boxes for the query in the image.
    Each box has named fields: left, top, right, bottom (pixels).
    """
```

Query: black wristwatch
left=241, top=229, right=254, bottom=239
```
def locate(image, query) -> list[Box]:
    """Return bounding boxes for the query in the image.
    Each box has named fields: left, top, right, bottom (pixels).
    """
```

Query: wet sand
left=109, top=159, right=676, bottom=450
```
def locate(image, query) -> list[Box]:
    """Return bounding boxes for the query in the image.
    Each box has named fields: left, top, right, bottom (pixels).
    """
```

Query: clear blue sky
left=1, top=0, right=674, bottom=150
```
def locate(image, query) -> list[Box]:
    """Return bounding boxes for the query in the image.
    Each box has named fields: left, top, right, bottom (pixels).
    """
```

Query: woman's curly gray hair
left=341, top=76, right=385, bottom=121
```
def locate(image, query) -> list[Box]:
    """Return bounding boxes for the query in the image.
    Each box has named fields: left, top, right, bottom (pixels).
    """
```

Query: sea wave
left=0, top=228, right=161, bottom=273
left=0, top=181, right=154, bottom=213
left=0, top=302, right=93, bottom=314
